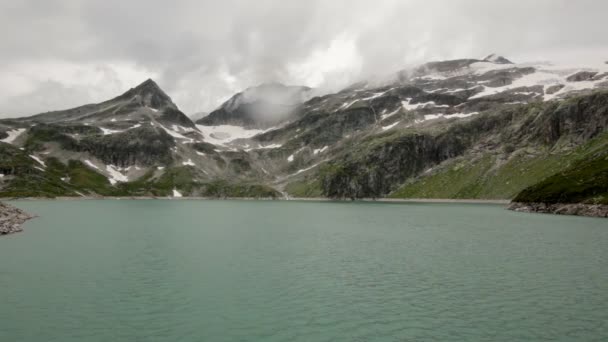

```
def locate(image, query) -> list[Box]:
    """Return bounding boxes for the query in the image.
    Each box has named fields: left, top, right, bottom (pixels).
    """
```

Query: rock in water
left=0, top=202, right=34, bottom=236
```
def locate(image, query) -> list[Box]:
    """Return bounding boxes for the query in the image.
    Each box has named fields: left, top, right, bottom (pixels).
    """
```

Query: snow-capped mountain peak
left=483, top=54, right=513, bottom=64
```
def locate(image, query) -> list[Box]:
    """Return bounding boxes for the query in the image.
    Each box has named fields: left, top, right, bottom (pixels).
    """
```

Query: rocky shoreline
left=0, top=202, right=34, bottom=236
left=509, top=202, right=608, bottom=218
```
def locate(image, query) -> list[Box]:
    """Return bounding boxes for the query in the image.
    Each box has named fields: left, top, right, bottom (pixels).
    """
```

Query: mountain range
left=1, top=55, right=607, bottom=214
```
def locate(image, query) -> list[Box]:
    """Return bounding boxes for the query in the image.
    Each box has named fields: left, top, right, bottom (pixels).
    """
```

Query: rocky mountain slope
left=1, top=55, right=607, bottom=203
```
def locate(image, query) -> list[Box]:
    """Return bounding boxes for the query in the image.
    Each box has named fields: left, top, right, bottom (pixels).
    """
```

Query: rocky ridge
left=0, top=55, right=607, bottom=211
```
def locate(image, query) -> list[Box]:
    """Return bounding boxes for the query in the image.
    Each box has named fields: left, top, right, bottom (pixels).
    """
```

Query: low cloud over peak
left=1, top=0, right=607, bottom=117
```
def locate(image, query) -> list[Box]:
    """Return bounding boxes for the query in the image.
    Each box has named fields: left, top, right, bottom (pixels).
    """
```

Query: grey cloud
left=1, top=0, right=607, bottom=117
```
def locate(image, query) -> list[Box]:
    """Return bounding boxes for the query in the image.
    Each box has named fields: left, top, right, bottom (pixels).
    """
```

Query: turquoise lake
left=1, top=200, right=607, bottom=341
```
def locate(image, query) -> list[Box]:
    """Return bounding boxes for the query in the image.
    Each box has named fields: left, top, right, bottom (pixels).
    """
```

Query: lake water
left=1, top=200, right=607, bottom=341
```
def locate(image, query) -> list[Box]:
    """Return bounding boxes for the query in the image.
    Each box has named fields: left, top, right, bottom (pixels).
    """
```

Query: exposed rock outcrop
left=566, top=71, right=598, bottom=82
left=0, top=202, right=34, bottom=236
left=509, top=202, right=608, bottom=218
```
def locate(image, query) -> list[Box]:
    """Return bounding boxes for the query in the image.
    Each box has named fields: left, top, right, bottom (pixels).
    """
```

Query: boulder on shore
left=0, top=202, right=34, bottom=236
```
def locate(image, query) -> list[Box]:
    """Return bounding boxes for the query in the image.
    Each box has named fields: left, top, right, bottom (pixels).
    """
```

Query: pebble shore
left=509, top=202, right=608, bottom=218
left=0, top=202, right=34, bottom=236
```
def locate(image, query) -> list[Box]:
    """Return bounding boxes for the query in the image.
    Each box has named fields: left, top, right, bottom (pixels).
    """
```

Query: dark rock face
left=115, top=79, right=175, bottom=109
left=478, top=67, right=535, bottom=87
left=25, top=124, right=176, bottom=167
left=483, top=54, right=514, bottom=64
left=21, top=79, right=178, bottom=125
left=321, top=133, right=469, bottom=199
left=78, top=127, right=175, bottom=167
left=0, top=202, right=34, bottom=235
left=546, top=84, right=565, bottom=94
left=158, top=108, right=197, bottom=129
left=509, top=202, right=608, bottom=218
left=531, top=91, right=608, bottom=144
left=414, top=59, right=479, bottom=75
left=0, top=143, right=37, bottom=176
left=254, top=106, right=377, bottom=148
left=320, top=91, right=608, bottom=199
left=566, top=71, right=598, bottom=82
left=25, top=124, right=80, bottom=151
left=410, top=92, right=465, bottom=107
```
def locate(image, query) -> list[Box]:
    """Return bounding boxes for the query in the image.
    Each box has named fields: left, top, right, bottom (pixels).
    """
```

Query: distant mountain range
left=1, top=54, right=607, bottom=215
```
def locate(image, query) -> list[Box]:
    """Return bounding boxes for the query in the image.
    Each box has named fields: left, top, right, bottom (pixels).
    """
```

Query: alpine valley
left=1, top=55, right=608, bottom=216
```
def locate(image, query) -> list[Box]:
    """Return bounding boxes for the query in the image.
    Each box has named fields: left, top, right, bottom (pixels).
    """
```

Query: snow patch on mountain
left=106, top=165, right=129, bottom=185
left=29, top=155, right=46, bottom=168
left=382, top=122, right=400, bottom=131
left=1, top=129, right=26, bottom=144
left=381, top=108, right=401, bottom=120
left=196, top=124, right=276, bottom=146
left=313, top=146, right=329, bottom=155
left=100, top=127, right=123, bottom=135
left=84, top=160, right=100, bottom=171
left=424, top=112, right=479, bottom=121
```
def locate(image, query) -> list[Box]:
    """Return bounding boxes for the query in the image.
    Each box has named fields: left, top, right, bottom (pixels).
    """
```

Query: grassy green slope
left=512, top=133, right=608, bottom=204
left=390, top=151, right=573, bottom=199
left=392, top=132, right=608, bottom=200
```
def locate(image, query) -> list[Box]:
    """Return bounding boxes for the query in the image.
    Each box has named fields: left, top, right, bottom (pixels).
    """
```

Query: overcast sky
left=1, top=0, right=607, bottom=117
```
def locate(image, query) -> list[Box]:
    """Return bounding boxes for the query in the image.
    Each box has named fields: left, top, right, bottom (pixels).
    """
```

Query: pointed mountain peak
left=483, top=54, right=513, bottom=64
left=118, top=79, right=175, bottom=110
left=132, top=78, right=166, bottom=95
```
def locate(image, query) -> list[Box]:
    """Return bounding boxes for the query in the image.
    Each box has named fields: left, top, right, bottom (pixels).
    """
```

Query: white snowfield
left=1, top=129, right=26, bottom=144
left=196, top=124, right=278, bottom=146
left=172, top=189, right=182, bottom=198
left=182, top=159, right=195, bottom=166
left=441, top=60, right=608, bottom=101
left=159, top=124, right=194, bottom=140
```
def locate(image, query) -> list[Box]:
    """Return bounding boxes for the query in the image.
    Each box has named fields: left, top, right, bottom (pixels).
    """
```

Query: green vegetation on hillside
left=513, top=133, right=608, bottom=204
left=390, top=151, right=574, bottom=199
